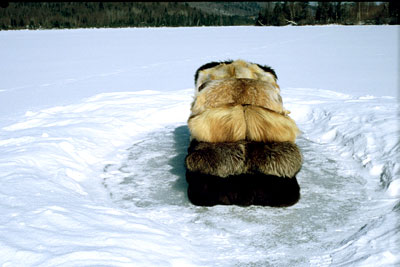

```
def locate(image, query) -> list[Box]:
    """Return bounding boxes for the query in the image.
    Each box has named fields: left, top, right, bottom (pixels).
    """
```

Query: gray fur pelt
left=186, top=139, right=302, bottom=178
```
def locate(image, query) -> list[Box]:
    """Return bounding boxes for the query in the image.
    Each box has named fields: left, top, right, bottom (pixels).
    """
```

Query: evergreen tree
left=316, top=2, right=332, bottom=24
left=335, top=2, right=343, bottom=24
left=256, top=2, right=273, bottom=26
left=389, top=1, right=399, bottom=24
left=298, top=2, right=313, bottom=25
left=271, top=2, right=286, bottom=26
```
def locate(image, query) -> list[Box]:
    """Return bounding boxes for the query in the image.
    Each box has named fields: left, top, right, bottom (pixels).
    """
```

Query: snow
left=0, top=25, right=399, bottom=266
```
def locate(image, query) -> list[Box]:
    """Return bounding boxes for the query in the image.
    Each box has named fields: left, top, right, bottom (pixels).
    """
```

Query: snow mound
left=1, top=87, right=398, bottom=266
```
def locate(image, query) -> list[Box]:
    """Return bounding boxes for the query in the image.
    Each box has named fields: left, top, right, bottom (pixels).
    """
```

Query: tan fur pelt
left=195, top=60, right=279, bottom=93
left=186, top=140, right=303, bottom=178
left=188, top=60, right=300, bottom=143
left=188, top=105, right=298, bottom=143
left=192, top=78, right=287, bottom=115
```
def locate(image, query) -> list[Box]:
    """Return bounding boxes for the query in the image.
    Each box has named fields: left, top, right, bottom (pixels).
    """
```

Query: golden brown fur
left=188, top=60, right=300, bottom=143
left=192, top=78, right=287, bottom=115
left=188, top=105, right=298, bottom=143
left=195, top=60, right=279, bottom=92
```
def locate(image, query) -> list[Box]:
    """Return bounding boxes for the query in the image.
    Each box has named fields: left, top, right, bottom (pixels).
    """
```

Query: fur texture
left=188, top=105, right=299, bottom=143
left=194, top=60, right=233, bottom=85
left=194, top=60, right=278, bottom=87
left=194, top=60, right=278, bottom=91
left=185, top=60, right=303, bottom=206
left=188, top=60, right=299, bottom=143
left=186, top=171, right=300, bottom=207
left=186, top=139, right=302, bottom=178
left=191, top=78, right=285, bottom=114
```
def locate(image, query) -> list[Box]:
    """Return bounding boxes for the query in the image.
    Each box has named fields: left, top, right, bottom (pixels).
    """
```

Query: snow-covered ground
left=0, top=26, right=399, bottom=266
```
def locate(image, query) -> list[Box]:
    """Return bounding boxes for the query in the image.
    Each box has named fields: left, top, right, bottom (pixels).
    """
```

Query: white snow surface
left=0, top=26, right=399, bottom=266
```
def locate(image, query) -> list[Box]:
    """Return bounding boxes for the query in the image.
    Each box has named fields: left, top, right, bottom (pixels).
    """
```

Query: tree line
left=0, top=2, right=398, bottom=30
left=0, top=2, right=252, bottom=30
left=256, top=2, right=399, bottom=26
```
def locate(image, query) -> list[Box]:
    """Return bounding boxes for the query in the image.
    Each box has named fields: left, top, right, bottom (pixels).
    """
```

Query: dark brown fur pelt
left=186, top=170, right=300, bottom=207
left=185, top=139, right=247, bottom=177
left=185, top=139, right=302, bottom=178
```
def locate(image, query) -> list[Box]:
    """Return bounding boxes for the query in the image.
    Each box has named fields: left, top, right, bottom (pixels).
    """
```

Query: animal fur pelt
left=188, top=60, right=300, bottom=143
left=185, top=60, right=303, bottom=206
left=185, top=139, right=302, bottom=206
left=185, top=139, right=303, bottom=178
left=194, top=60, right=279, bottom=93
left=186, top=171, right=301, bottom=207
